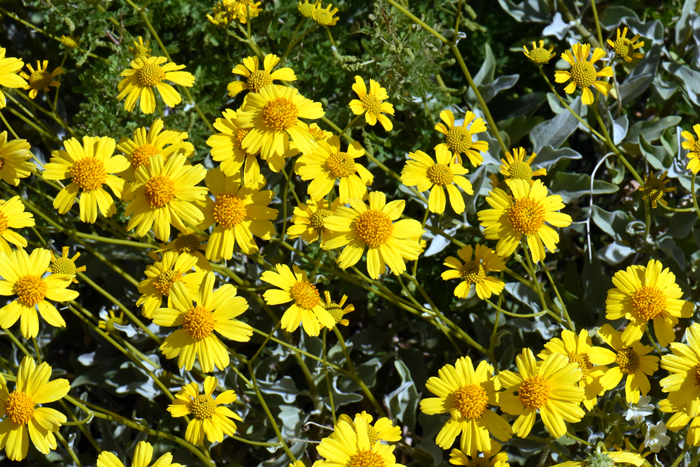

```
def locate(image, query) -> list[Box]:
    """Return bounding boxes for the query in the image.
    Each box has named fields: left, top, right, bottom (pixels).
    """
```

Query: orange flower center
left=247, top=70, right=273, bottom=93
left=570, top=60, right=597, bottom=88
left=28, top=69, right=52, bottom=90
left=347, top=449, right=386, bottom=467
left=507, top=197, right=546, bottom=236
left=131, top=144, right=160, bottom=170
left=289, top=281, right=320, bottom=310
left=153, top=269, right=182, bottom=295
left=190, top=394, right=216, bottom=420
left=0, top=208, right=9, bottom=235
left=309, top=125, right=329, bottom=141
left=213, top=194, right=248, bottom=229
left=13, top=275, right=47, bottom=307
left=176, top=234, right=201, bottom=254
left=460, top=261, right=486, bottom=284
left=235, top=128, right=250, bottom=150
left=327, top=151, right=356, bottom=178
left=5, top=390, right=34, bottom=425
left=182, top=305, right=216, bottom=340
left=508, top=161, right=533, bottom=180
left=355, top=210, right=393, bottom=248
left=568, top=352, right=592, bottom=379
left=426, top=163, right=454, bottom=186
left=616, top=347, right=640, bottom=375
left=309, top=209, right=332, bottom=230
left=144, top=175, right=176, bottom=208
left=695, top=365, right=700, bottom=387
left=518, top=375, right=551, bottom=409
left=137, top=63, right=166, bottom=87
left=360, top=94, right=382, bottom=116
left=263, top=97, right=299, bottom=131
left=71, top=157, right=107, bottom=191
left=453, top=384, right=489, bottom=419
left=630, top=286, right=665, bottom=321
left=446, top=126, right=473, bottom=154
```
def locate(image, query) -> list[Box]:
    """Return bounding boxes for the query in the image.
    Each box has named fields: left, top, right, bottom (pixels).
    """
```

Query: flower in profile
left=641, top=170, right=675, bottom=208
left=498, top=348, right=585, bottom=438
left=207, top=108, right=265, bottom=179
left=207, top=1, right=236, bottom=27
left=314, top=418, right=405, bottom=467
left=167, top=376, right=242, bottom=445
left=137, top=251, right=206, bottom=318
left=349, top=76, right=394, bottom=131
left=522, top=40, right=555, bottom=65
left=434, top=110, right=489, bottom=167
left=155, top=272, right=253, bottom=372
left=44, top=136, right=129, bottom=223
left=420, top=356, right=512, bottom=454
left=124, top=153, right=207, bottom=241
left=401, top=146, right=473, bottom=214
left=98, top=310, right=127, bottom=334
left=323, top=191, right=424, bottom=279
left=297, top=136, right=373, bottom=203
left=261, top=264, right=335, bottom=336
left=0, top=248, right=79, bottom=338
left=48, top=246, right=86, bottom=283
left=97, top=441, right=181, bottom=467
left=478, top=180, right=571, bottom=263
left=309, top=123, right=333, bottom=141
left=0, top=132, right=37, bottom=185
left=337, top=411, right=400, bottom=443
left=158, top=232, right=210, bottom=271
left=441, top=244, right=505, bottom=300
left=500, top=148, right=546, bottom=187
left=117, top=56, right=195, bottom=114
left=298, top=0, right=319, bottom=18
left=0, top=356, right=69, bottom=461
left=0, top=196, right=35, bottom=255
left=117, top=118, right=193, bottom=181
left=60, top=35, right=79, bottom=49
left=554, top=43, right=613, bottom=106
left=606, top=259, right=693, bottom=347
left=287, top=198, right=339, bottom=245
left=643, top=421, right=670, bottom=453
left=552, top=443, right=644, bottom=467
left=660, top=324, right=700, bottom=418
left=237, top=84, right=324, bottom=163
left=321, top=290, right=353, bottom=328
left=596, top=324, right=658, bottom=403
left=449, top=441, right=510, bottom=467
left=682, top=125, right=700, bottom=174
left=0, top=48, right=27, bottom=108
left=624, top=396, right=654, bottom=424
left=228, top=0, right=263, bottom=23
left=312, top=2, right=339, bottom=26
left=20, top=60, right=63, bottom=99
left=128, top=36, right=151, bottom=59
left=228, top=54, right=297, bottom=98
left=608, top=27, right=644, bottom=62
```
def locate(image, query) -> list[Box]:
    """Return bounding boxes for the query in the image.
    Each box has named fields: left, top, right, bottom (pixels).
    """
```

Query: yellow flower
left=228, top=0, right=263, bottom=23
left=43, top=136, right=129, bottom=223
left=337, top=411, right=400, bottom=442
left=98, top=310, right=126, bottom=334
left=207, top=1, right=236, bottom=27
left=236, top=84, right=325, bottom=164
left=0, top=356, right=69, bottom=461
left=312, top=2, right=339, bottom=26
left=0, top=248, right=79, bottom=338
left=127, top=36, right=151, bottom=59
left=0, top=48, right=27, bottom=108
left=608, top=27, right=644, bottom=62
left=116, top=118, right=193, bottom=181
left=124, top=153, right=207, bottom=242
left=349, top=76, right=394, bottom=131
left=606, top=259, right=694, bottom=348
left=155, top=272, right=253, bottom=372
left=167, top=376, right=242, bottom=445
left=321, top=290, right=353, bottom=328
left=314, top=418, right=405, bottom=467
left=522, top=40, right=555, bottom=65
left=261, top=264, right=335, bottom=336
left=434, top=109, right=489, bottom=167
left=554, top=43, right=613, bottom=106
left=0, top=196, right=35, bottom=255
left=156, top=232, right=210, bottom=271
left=207, top=108, right=265, bottom=180
left=0, top=132, right=37, bottom=185
left=299, top=0, right=320, bottom=18
left=309, top=123, right=333, bottom=141
left=97, top=441, right=181, bottom=467
left=682, top=124, right=700, bottom=174
left=641, top=170, right=675, bottom=208
left=137, top=251, right=207, bottom=318
left=117, top=56, right=195, bottom=114
left=420, top=356, right=512, bottom=455
left=596, top=324, right=658, bottom=403
left=552, top=444, right=644, bottom=467
left=228, top=54, right=297, bottom=98
left=20, top=60, right=63, bottom=99
left=539, top=329, right=611, bottom=411
left=660, top=323, right=700, bottom=419
left=450, top=441, right=510, bottom=467
left=297, top=135, right=373, bottom=203
left=287, top=198, right=339, bottom=245
left=48, top=246, right=87, bottom=283
left=401, top=146, right=473, bottom=214
left=442, top=244, right=505, bottom=300
left=323, top=191, right=424, bottom=279
left=60, top=35, right=79, bottom=49
left=500, top=148, right=546, bottom=187
left=497, top=348, right=585, bottom=438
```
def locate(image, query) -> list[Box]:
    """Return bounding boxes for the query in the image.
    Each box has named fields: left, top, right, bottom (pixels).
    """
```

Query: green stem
left=645, top=325, right=662, bottom=356
left=0, top=110, right=20, bottom=139
left=323, top=329, right=336, bottom=424
left=670, top=444, right=690, bottom=467
left=590, top=0, right=604, bottom=50
left=340, top=114, right=362, bottom=138
left=541, top=265, right=574, bottom=331
left=692, top=174, right=700, bottom=222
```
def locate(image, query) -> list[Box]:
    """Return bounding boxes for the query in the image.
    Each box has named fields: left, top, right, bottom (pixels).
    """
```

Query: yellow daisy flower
left=236, top=84, right=324, bottom=164
left=0, top=196, right=35, bottom=255
left=0, top=248, right=79, bottom=339
left=554, top=43, right=613, bottom=106
left=0, top=132, right=37, bottom=185
left=228, top=54, right=297, bottom=98
left=663, top=404, right=700, bottom=446
left=337, top=411, right=401, bottom=443
left=98, top=310, right=126, bottom=335
left=228, top=0, right=263, bottom=23
left=60, top=35, right=79, bottom=49
left=522, top=40, right=555, bottom=65
left=297, top=136, right=374, bottom=203
left=137, top=251, right=207, bottom=319
left=349, top=76, right=394, bottom=131
left=596, top=324, right=658, bottom=403
left=20, top=61, right=63, bottom=99
left=400, top=146, right=473, bottom=214
left=605, top=259, right=694, bottom=348
left=43, top=136, right=129, bottom=224
left=552, top=444, right=644, bottom=467
left=0, top=356, right=69, bottom=461
left=641, top=170, right=675, bottom=208
left=124, top=153, right=207, bottom=242
left=117, top=56, right=195, bottom=114
left=116, top=118, right=193, bottom=181
left=539, top=329, right=610, bottom=411
left=309, top=123, right=333, bottom=142
left=321, top=290, right=354, bottom=328
left=500, top=148, right=546, bottom=187
left=478, top=179, right=572, bottom=263
left=127, top=36, right=151, bottom=59
left=0, top=48, right=27, bottom=108
left=97, top=441, right=181, bottom=467
left=207, top=108, right=265, bottom=180
left=660, top=323, right=700, bottom=418
left=449, top=441, right=510, bottom=467
left=207, top=1, right=236, bottom=27
left=154, top=271, right=253, bottom=372
left=441, top=244, right=505, bottom=300
left=298, top=0, right=320, bottom=18
left=314, top=418, right=405, bottom=467
left=497, top=348, right=585, bottom=438
left=420, top=356, right=512, bottom=455
left=434, top=109, right=489, bottom=167
left=157, top=232, right=210, bottom=271
left=323, top=191, right=425, bottom=279
left=608, top=27, right=644, bottom=63
left=682, top=124, right=700, bottom=174
left=312, top=2, right=340, bottom=26
left=167, top=376, right=242, bottom=445
left=48, top=246, right=87, bottom=284
left=287, top=198, right=339, bottom=245
left=261, top=264, right=335, bottom=336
